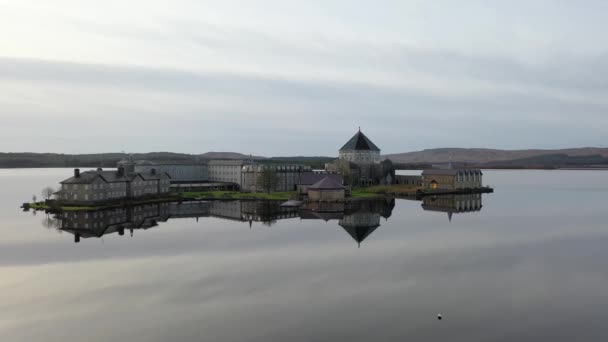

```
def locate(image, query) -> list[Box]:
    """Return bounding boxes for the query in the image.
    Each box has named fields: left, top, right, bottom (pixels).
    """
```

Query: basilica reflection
left=50, top=194, right=482, bottom=244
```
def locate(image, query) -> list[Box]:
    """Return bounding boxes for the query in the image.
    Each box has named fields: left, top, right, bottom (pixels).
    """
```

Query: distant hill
left=0, top=152, right=195, bottom=168
left=384, top=148, right=608, bottom=165
left=480, top=154, right=608, bottom=169
left=3, top=148, right=608, bottom=169
left=198, top=152, right=266, bottom=160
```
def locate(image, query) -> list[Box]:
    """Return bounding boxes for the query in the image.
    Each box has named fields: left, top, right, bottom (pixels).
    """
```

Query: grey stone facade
left=421, top=169, right=483, bottom=190
left=208, top=160, right=251, bottom=187
left=241, top=164, right=312, bottom=192
left=133, top=161, right=209, bottom=183
left=57, top=167, right=171, bottom=204
left=338, top=130, right=381, bottom=164
left=326, top=131, right=396, bottom=186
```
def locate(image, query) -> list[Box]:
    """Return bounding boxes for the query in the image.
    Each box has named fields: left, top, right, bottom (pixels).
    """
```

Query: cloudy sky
left=1, top=0, right=607, bottom=156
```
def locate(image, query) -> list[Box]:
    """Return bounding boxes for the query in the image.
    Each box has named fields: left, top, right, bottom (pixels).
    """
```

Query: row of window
left=64, top=187, right=170, bottom=201
left=67, top=179, right=169, bottom=191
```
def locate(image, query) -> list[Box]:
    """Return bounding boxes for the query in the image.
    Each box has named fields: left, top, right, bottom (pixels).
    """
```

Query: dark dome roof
left=339, top=130, right=380, bottom=152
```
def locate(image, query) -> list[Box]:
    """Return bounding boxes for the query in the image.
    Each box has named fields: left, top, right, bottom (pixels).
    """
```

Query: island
left=23, top=130, right=493, bottom=212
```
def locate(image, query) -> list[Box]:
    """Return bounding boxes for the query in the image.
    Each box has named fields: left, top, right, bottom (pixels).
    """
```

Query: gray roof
left=299, top=172, right=343, bottom=186
left=339, top=131, right=380, bottom=152
left=421, top=169, right=482, bottom=176
left=137, top=172, right=171, bottom=180
left=61, top=170, right=169, bottom=184
left=61, top=171, right=130, bottom=184
left=309, top=176, right=345, bottom=190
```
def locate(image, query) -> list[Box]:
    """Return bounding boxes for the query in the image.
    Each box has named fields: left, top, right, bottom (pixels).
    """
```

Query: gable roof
left=339, top=130, right=380, bottom=152
left=137, top=172, right=171, bottom=180
left=60, top=171, right=130, bottom=184
left=309, top=176, right=345, bottom=190
left=299, top=172, right=343, bottom=186
left=61, top=170, right=170, bottom=184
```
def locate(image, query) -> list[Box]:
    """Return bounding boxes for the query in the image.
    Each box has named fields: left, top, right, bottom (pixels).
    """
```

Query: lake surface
left=1, top=168, right=608, bottom=341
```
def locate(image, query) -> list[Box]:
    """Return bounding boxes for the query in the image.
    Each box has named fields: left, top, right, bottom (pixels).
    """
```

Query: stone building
left=326, top=129, right=395, bottom=186
left=208, top=160, right=251, bottom=187
left=307, top=176, right=345, bottom=202
left=240, top=164, right=312, bottom=192
left=339, top=129, right=381, bottom=164
left=133, top=160, right=209, bottom=183
left=57, top=167, right=171, bottom=204
left=127, top=157, right=312, bottom=192
left=421, top=169, right=483, bottom=190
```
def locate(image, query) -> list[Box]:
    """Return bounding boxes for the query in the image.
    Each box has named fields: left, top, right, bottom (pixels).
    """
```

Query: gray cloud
left=2, top=0, right=608, bottom=155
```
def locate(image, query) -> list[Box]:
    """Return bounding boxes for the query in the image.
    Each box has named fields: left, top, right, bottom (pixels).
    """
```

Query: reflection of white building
left=339, top=212, right=381, bottom=247
left=209, top=201, right=243, bottom=221
left=422, top=194, right=483, bottom=221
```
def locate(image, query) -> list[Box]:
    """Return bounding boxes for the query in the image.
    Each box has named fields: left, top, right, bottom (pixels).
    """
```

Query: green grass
left=178, top=191, right=296, bottom=201
left=350, top=190, right=383, bottom=198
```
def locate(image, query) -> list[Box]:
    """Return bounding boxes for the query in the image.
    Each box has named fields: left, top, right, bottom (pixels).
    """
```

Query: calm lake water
left=1, top=168, right=608, bottom=341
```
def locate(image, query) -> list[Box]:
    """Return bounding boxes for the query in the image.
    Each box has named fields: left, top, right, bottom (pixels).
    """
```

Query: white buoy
left=437, top=314, right=443, bottom=320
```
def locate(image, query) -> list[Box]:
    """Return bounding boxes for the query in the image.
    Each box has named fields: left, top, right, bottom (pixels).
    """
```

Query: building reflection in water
left=53, top=195, right=482, bottom=244
left=421, top=194, right=483, bottom=221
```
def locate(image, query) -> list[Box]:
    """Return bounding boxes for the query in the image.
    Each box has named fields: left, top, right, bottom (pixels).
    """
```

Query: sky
left=1, top=0, right=607, bottom=156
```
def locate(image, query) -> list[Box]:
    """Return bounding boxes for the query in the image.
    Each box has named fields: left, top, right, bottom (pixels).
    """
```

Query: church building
left=326, top=129, right=395, bottom=186
left=338, top=129, right=382, bottom=164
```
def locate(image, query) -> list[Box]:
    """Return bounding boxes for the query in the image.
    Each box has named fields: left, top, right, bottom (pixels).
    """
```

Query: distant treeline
left=0, top=152, right=196, bottom=168
left=0, top=153, right=336, bottom=169
left=3, top=152, right=607, bottom=170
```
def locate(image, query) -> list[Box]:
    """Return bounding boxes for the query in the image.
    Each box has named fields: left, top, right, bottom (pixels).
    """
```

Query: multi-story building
left=206, top=160, right=252, bottom=187
left=57, top=167, right=171, bottom=204
left=241, top=164, right=312, bottom=192
left=133, top=160, right=209, bottom=183
left=421, top=169, right=483, bottom=190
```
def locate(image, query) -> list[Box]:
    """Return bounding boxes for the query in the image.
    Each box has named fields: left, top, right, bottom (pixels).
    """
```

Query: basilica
left=326, top=129, right=395, bottom=186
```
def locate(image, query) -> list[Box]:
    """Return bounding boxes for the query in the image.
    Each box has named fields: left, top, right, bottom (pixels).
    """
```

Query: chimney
left=74, top=169, right=80, bottom=178
left=117, top=167, right=124, bottom=177
left=151, top=168, right=156, bottom=175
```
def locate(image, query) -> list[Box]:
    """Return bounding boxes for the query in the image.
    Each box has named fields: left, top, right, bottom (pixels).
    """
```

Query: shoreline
left=22, top=186, right=493, bottom=212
